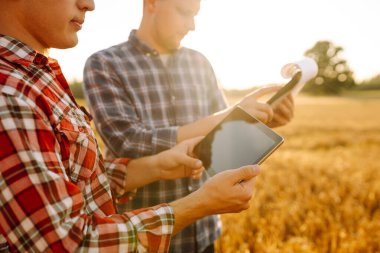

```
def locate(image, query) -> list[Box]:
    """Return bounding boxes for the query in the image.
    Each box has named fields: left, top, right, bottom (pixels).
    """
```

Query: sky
left=50, top=0, right=380, bottom=90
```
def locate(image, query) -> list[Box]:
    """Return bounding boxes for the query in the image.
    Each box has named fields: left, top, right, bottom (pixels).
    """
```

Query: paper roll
left=280, top=57, right=318, bottom=95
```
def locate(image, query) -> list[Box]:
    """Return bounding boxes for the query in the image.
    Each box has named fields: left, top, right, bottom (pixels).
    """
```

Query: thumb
left=185, top=136, right=205, bottom=152
left=231, top=165, right=261, bottom=183
left=175, top=152, right=203, bottom=170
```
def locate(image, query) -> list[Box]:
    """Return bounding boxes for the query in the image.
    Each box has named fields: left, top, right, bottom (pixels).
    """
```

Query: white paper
left=280, top=57, right=318, bottom=95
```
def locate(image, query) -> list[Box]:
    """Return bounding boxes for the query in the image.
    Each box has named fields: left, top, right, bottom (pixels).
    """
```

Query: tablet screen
left=194, top=107, right=284, bottom=176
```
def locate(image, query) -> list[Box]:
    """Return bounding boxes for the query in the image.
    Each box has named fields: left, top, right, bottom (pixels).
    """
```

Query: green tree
left=303, top=40, right=356, bottom=94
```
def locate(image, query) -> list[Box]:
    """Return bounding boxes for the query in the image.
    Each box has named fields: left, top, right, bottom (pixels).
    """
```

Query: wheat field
left=216, top=94, right=380, bottom=253
left=79, top=93, right=380, bottom=252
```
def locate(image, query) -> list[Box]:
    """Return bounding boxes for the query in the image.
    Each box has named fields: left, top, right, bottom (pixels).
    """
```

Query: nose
left=78, top=0, right=95, bottom=12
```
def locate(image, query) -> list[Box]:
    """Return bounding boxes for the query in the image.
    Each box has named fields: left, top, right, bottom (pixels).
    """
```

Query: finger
left=274, top=102, right=292, bottom=120
left=191, top=167, right=204, bottom=179
left=185, top=136, right=205, bottom=153
left=278, top=95, right=294, bottom=113
left=192, top=166, right=204, bottom=175
left=284, top=94, right=295, bottom=107
left=244, top=103, right=273, bottom=123
left=239, top=177, right=257, bottom=195
left=230, top=165, right=261, bottom=184
left=251, top=86, right=282, bottom=99
left=271, top=113, right=288, bottom=127
left=174, top=153, right=203, bottom=171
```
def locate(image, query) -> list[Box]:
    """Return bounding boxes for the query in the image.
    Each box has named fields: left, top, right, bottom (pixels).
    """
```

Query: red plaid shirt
left=0, top=35, right=174, bottom=252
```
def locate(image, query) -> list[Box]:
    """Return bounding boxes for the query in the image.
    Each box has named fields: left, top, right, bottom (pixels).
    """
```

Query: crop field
left=215, top=94, right=380, bottom=253
left=78, top=92, right=380, bottom=252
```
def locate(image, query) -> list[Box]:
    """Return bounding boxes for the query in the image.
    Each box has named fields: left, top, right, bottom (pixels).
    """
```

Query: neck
left=0, top=5, right=48, bottom=54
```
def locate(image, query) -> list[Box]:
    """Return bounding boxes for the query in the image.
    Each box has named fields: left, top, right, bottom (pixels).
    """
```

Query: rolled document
left=280, top=57, right=318, bottom=95
left=267, top=57, right=318, bottom=107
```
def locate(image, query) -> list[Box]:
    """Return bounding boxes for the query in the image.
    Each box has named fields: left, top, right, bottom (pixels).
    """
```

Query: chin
left=56, top=37, right=79, bottom=49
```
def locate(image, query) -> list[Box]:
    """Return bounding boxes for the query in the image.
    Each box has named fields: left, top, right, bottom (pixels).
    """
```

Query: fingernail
left=195, top=160, right=203, bottom=167
left=252, top=165, right=261, bottom=173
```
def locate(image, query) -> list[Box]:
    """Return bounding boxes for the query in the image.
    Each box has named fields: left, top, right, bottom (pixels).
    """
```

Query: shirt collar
left=128, top=30, right=181, bottom=57
left=0, top=34, right=49, bottom=68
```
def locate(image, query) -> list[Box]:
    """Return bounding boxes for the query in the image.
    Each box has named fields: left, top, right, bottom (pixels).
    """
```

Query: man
left=0, top=0, right=262, bottom=252
left=83, top=0, right=294, bottom=252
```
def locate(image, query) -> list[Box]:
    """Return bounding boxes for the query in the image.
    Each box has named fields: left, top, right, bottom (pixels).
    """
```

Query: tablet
left=194, top=106, right=284, bottom=176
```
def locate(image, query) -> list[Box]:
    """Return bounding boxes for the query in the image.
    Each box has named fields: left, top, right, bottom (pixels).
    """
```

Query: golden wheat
left=216, top=95, right=380, bottom=253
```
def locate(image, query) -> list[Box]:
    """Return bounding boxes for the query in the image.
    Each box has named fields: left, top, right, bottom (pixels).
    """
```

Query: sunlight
left=50, top=0, right=380, bottom=90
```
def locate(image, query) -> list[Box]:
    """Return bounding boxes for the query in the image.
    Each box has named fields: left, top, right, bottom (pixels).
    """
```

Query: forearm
left=123, top=155, right=161, bottom=191
left=170, top=190, right=209, bottom=235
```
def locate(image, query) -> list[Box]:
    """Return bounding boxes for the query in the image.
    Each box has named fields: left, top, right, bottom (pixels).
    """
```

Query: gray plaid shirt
left=83, top=30, right=227, bottom=253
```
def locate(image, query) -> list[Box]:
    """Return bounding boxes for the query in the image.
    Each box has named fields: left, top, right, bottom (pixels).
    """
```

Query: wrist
left=170, top=190, right=209, bottom=235
left=149, top=154, right=162, bottom=181
left=124, top=155, right=161, bottom=191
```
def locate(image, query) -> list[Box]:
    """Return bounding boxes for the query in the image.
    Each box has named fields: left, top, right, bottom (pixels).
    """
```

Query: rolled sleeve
left=125, top=204, right=174, bottom=253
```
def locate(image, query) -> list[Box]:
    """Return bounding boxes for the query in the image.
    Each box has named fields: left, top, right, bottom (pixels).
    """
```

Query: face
left=150, top=0, right=200, bottom=53
left=18, top=0, right=95, bottom=52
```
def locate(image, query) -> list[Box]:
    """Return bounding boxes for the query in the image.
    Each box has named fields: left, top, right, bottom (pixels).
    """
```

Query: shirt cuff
left=104, top=158, right=135, bottom=203
left=125, top=204, right=175, bottom=253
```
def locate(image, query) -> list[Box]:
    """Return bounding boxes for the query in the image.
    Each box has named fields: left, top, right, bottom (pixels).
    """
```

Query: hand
left=267, top=93, right=294, bottom=128
left=170, top=165, right=260, bottom=234
left=156, top=136, right=205, bottom=180
left=236, top=86, right=280, bottom=124
left=237, top=86, right=294, bottom=127
left=195, top=165, right=261, bottom=214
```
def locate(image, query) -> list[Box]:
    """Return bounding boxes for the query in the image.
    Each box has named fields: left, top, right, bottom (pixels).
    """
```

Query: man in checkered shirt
left=83, top=0, right=294, bottom=252
left=0, top=0, right=263, bottom=252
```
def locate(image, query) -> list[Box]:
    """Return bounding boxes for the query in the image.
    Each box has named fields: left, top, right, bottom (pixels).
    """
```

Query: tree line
left=303, top=40, right=380, bottom=94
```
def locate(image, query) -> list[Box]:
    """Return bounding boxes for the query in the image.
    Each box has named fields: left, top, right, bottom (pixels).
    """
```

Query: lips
left=71, top=18, right=84, bottom=30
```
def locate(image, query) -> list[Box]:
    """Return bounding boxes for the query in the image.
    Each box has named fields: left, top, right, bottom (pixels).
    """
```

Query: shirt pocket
left=55, top=112, right=99, bottom=183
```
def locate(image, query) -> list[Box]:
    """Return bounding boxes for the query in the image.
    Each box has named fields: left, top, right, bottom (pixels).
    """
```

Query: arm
left=0, top=94, right=173, bottom=252
left=121, top=137, right=205, bottom=191
left=177, top=86, right=295, bottom=143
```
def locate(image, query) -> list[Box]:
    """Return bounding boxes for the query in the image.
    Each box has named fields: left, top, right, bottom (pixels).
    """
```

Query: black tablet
left=194, top=106, right=284, bottom=176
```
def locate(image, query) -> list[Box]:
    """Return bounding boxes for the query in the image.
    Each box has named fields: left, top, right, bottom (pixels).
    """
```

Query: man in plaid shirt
left=0, top=0, right=263, bottom=252
left=83, top=0, right=294, bottom=252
